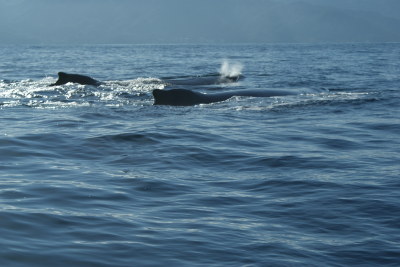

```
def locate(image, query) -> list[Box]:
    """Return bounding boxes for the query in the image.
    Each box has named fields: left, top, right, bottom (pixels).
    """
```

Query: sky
left=1, top=0, right=399, bottom=44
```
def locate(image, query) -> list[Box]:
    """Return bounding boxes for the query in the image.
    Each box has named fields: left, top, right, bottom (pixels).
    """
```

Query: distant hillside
left=1, top=0, right=399, bottom=43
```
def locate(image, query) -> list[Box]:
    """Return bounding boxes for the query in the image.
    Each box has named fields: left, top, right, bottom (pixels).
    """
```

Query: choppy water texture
left=1, top=44, right=399, bottom=266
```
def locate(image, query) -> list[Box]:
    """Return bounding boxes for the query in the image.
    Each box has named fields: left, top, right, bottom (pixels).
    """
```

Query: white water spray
left=219, top=60, right=243, bottom=78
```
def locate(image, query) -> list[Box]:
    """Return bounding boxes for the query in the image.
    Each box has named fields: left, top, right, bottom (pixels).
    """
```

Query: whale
left=49, top=72, right=239, bottom=87
left=152, top=88, right=298, bottom=106
left=162, top=74, right=242, bottom=86
left=50, top=72, right=101, bottom=86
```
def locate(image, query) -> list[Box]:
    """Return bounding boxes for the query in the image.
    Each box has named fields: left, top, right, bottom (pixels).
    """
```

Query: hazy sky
left=1, top=0, right=399, bottom=44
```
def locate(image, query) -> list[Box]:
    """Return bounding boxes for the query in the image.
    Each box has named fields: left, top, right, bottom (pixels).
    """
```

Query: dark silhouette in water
left=50, top=72, right=101, bottom=86
left=50, top=72, right=239, bottom=87
left=49, top=72, right=299, bottom=106
left=163, top=74, right=242, bottom=86
left=152, top=88, right=298, bottom=106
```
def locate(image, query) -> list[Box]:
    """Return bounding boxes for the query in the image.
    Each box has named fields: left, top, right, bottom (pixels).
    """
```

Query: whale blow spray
left=219, top=60, right=244, bottom=78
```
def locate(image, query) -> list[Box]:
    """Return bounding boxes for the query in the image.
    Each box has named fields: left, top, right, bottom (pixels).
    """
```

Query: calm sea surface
left=1, top=43, right=399, bottom=266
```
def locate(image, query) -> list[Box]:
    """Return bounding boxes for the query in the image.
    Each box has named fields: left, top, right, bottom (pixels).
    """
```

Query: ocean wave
left=1, top=43, right=399, bottom=267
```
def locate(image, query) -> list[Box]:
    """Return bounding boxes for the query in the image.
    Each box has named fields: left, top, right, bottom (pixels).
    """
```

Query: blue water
left=1, top=43, right=399, bottom=266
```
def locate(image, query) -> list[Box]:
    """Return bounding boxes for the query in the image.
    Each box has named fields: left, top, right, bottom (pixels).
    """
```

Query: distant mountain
left=296, top=0, right=400, bottom=20
left=238, top=0, right=400, bottom=43
left=1, top=0, right=399, bottom=43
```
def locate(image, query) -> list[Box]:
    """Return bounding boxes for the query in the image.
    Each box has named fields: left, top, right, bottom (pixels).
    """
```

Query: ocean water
left=0, top=43, right=399, bottom=266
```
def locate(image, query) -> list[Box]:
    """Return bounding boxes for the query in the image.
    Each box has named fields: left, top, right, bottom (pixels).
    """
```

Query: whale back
left=51, top=72, right=100, bottom=86
left=152, top=89, right=211, bottom=106
left=163, top=74, right=242, bottom=86
left=152, top=88, right=299, bottom=106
